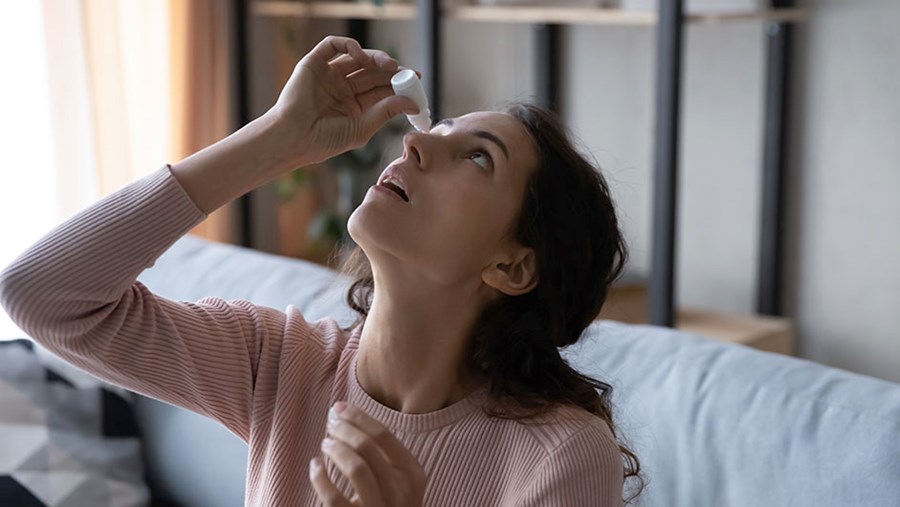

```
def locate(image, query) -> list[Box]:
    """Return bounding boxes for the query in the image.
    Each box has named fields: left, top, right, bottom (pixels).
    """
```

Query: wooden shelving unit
left=238, top=0, right=806, bottom=329
left=252, top=1, right=807, bottom=26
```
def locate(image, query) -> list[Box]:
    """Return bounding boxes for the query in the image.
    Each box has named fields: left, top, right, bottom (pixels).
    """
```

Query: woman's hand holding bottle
left=170, top=36, right=417, bottom=215
left=269, top=35, right=418, bottom=168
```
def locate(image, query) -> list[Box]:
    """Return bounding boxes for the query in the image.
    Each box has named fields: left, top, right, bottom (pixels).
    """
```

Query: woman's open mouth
left=373, top=183, right=409, bottom=203
left=377, top=177, right=409, bottom=202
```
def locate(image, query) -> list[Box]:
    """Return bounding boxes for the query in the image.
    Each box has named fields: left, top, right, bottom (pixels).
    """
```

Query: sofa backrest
left=139, top=236, right=900, bottom=507
left=564, top=322, right=900, bottom=506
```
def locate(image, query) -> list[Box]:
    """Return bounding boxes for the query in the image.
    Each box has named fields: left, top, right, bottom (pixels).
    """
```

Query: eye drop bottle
left=391, top=69, right=432, bottom=132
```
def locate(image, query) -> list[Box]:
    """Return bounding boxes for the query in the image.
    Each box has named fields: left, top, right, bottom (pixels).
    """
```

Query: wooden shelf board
left=253, top=1, right=416, bottom=21
left=253, top=2, right=808, bottom=26
left=449, top=5, right=656, bottom=26
left=685, top=8, right=808, bottom=25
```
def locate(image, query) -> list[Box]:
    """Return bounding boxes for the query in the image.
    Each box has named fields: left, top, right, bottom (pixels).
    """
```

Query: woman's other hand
left=310, top=402, right=426, bottom=507
left=270, top=36, right=419, bottom=168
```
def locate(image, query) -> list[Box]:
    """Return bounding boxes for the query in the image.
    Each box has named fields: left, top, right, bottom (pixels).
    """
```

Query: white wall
left=368, top=0, right=900, bottom=383
left=784, top=0, right=900, bottom=383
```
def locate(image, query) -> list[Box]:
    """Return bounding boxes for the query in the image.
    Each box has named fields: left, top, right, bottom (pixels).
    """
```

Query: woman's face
left=348, top=111, right=539, bottom=287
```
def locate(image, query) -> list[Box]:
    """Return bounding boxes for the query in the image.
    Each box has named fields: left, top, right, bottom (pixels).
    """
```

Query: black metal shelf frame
left=232, top=0, right=795, bottom=324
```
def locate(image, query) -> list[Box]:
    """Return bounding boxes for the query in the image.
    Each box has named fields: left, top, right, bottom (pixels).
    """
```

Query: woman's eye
left=467, top=151, right=491, bottom=170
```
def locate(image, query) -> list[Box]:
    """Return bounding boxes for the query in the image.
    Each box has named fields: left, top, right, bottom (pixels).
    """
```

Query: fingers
left=330, top=50, right=399, bottom=77
left=321, top=437, right=386, bottom=507
left=329, top=403, right=424, bottom=480
left=360, top=94, right=420, bottom=136
left=347, top=67, right=398, bottom=96
left=327, top=412, right=396, bottom=500
left=321, top=403, right=427, bottom=506
left=311, top=35, right=369, bottom=68
left=309, top=457, right=354, bottom=507
left=357, top=85, right=401, bottom=111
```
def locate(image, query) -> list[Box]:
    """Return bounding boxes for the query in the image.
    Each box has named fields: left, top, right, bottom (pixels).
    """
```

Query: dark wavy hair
left=337, top=102, right=643, bottom=503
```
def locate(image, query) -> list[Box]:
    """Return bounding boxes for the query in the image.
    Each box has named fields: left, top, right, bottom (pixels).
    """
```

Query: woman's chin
left=346, top=207, right=366, bottom=245
left=348, top=204, right=398, bottom=256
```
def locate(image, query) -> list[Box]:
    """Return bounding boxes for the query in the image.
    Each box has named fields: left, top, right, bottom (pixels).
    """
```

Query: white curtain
left=0, top=0, right=172, bottom=339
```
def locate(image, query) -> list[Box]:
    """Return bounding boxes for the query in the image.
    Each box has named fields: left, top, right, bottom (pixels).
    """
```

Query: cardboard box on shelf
left=676, top=307, right=794, bottom=355
left=617, top=0, right=766, bottom=13
left=597, top=279, right=648, bottom=325
left=597, top=278, right=795, bottom=355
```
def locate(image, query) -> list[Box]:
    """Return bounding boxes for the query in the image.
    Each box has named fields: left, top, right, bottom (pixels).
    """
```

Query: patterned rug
left=0, top=339, right=150, bottom=506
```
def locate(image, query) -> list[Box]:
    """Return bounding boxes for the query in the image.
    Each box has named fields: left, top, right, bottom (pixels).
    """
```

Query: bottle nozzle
left=391, top=69, right=432, bottom=132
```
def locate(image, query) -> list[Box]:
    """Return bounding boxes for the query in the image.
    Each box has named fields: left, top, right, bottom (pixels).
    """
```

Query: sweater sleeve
left=518, top=423, right=625, bottom=507
left=0, top=165, right=291, bottom=441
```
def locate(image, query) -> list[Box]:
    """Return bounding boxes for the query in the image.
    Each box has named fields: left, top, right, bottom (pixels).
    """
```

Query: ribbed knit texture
left=0, top=165, right=624, bottom=506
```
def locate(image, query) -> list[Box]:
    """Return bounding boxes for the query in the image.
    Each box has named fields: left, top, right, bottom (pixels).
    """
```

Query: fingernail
left=309, top=457, right=320, bottom=472
left=328, top=406, right=340, bottom=424
left=328, top=401, right=347, bottom=424
left=321, top=438, right=334, bottom=451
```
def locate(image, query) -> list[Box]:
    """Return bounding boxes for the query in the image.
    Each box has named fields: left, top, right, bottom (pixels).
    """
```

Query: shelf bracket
left=233, top=0, right=254, bottom=248
left=757, top=0, right=793, bottom=316
left=648, top=0, right=684, bottom=327
left=416, top=0, right=441, bottom=119
left=534, top=23, right=561, bottom=112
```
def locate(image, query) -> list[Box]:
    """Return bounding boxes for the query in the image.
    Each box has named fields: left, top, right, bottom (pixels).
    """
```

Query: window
left=0, top=2, right=57, bottom=340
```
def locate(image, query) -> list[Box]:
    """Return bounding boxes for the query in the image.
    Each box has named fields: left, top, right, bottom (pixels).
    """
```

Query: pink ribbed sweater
left=0, top=166, right=623, bottom=506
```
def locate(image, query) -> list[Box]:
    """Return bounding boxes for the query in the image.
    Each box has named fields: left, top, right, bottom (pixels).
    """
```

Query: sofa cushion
left=0, top=339, right=150, bottom=507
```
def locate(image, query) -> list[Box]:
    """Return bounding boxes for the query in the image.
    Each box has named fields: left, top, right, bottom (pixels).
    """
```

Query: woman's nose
left=401, top=131, right=430, bottom=169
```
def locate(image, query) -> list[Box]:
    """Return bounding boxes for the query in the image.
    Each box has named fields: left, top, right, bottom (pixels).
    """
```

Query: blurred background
left=0, top=0, right=897, bottom=384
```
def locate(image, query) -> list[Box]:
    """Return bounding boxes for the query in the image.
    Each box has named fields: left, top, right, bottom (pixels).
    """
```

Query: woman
left=0, top=36, right=641, bottom=505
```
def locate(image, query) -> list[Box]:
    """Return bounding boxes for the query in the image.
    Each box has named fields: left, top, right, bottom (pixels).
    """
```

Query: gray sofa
left=136, top=236, right=900, bottom=507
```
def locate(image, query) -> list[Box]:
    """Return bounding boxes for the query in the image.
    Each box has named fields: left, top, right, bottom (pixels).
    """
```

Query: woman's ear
left=482, top=247, right=538, bottom=296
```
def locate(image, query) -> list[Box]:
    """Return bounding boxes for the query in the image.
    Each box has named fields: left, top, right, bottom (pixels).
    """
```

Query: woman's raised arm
left=0, top=36, right=416, bottom=440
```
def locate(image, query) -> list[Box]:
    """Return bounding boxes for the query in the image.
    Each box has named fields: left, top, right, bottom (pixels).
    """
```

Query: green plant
left=279, top=116, right=407, bottom=259
left=277, top=168, right=314, bottom=203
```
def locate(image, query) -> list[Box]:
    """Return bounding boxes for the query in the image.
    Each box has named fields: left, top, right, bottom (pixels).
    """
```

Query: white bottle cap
left=391, top=69, right=432, bottom=132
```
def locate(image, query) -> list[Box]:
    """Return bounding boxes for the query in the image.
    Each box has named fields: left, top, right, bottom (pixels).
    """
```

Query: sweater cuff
left=134, top=164, right=209, bottom=267
left=162, top=163, right=209, bottom=221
